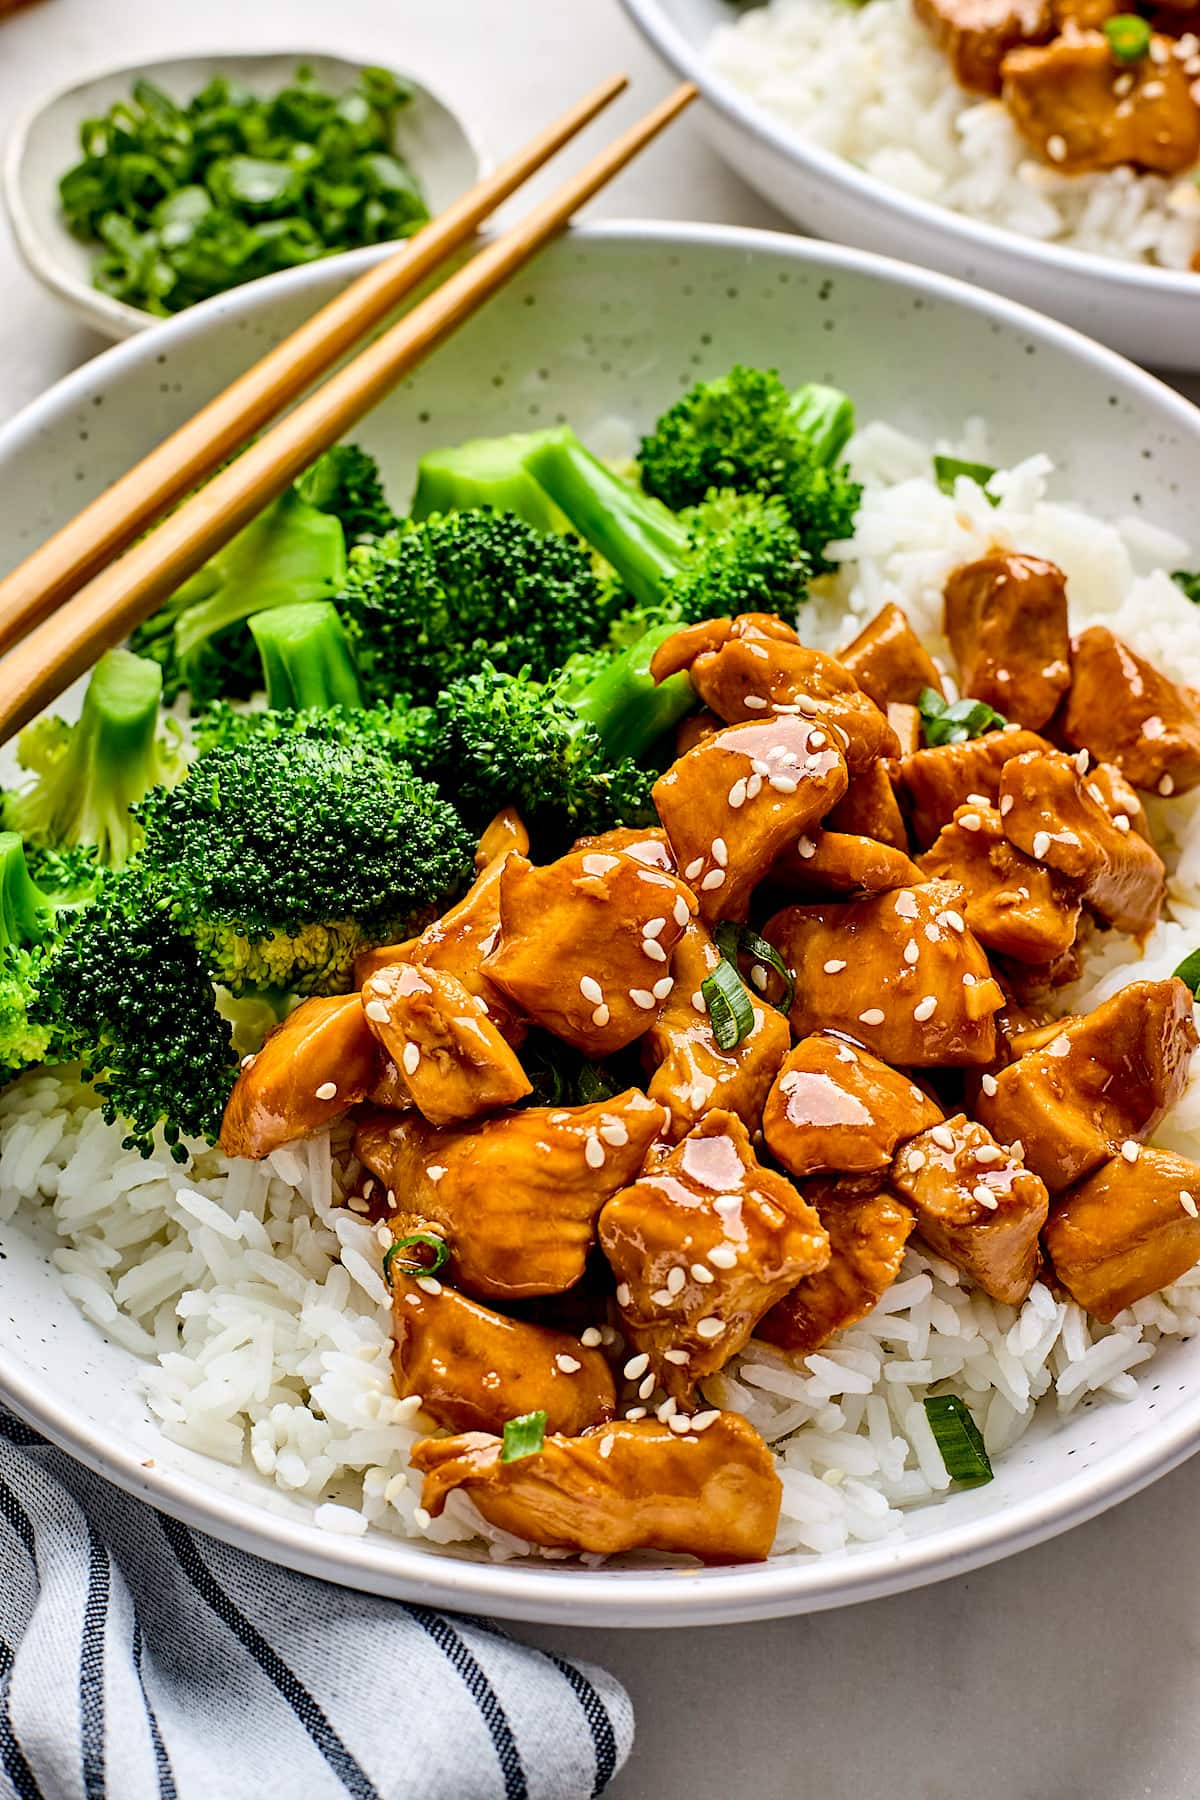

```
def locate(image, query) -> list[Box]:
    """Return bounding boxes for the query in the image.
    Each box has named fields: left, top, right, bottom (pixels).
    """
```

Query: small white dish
left=621, top=0, right=1200, bottom=370
left=1, top=222, right=1200, bottom=1625
left=3, top=48, right=486, bottom=340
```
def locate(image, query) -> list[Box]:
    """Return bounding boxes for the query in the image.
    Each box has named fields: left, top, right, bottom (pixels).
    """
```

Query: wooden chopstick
left=0, top=81, right=696, bottom=746
left=0, top=73, right=629, bottom=656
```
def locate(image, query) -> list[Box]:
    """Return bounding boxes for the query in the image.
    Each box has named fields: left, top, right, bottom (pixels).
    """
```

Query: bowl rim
left=2, top=217, right=1200, bottom=1626
left=619, top=0, right=1200, bottom=300
left=1, top=42, right=490, bottom=339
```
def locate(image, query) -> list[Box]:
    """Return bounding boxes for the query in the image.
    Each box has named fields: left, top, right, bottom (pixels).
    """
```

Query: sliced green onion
left=701, top=958, right=756, bottom=1051
left=1103, top=13, right=1151, bottom=61
left=923, top=1394, right=993, bottom=1486
left=1172, top=570, right=1200, bottom=605
left=1172, top=948, right=1200, bottom=996
left=737, top=926, right=795, bottom=1018
left=933, top=455, right=999, bottom=504
left=917, top=687, right=1007, bottom=748
left=713, top=919, right=742, bottom=967
left=382, top=1230, right=450, bottom=1287
left=501, top=1410, right=547, bottom=1463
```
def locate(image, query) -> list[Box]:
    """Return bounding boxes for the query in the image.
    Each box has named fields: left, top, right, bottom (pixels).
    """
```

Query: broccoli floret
left=131, top=481, right=347, bottom=707
left=3, top=651, right=185, bottom=869
left=636, top=367, right=861, bottom=573
left=21, top=844, right=100, bottom=906
left=524, top=433, right=809, bottom=628
left=35, top=865, right=237, bottom=1159
left=248, top=601, right=363, bottom=711
left=135, top=725, right=474, bottom=994
left=0, top=832, right=67, bottom=1078
left=192, top=695, right=438, bottom=767
left=295, top=443, right=396, bottom=544
left=336, top=508, right=617, bottom=706
left=411, top=430, right=572, bottom=533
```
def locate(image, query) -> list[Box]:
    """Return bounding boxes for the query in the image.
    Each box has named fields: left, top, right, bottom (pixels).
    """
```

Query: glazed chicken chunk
left=390, top=1270, right=615, bottom=1436
left=361, top=962, right=531, bottom=1126
left=998, top=748, right=1165, bottom=937
left=839, top=602, right=946, bottom=710
left=974, top=978, right=1198, bottom=1192
left=764, top=880, right=1005, bottom=1066
left=914, top=0, right=1050, bottom=93
left=758, top=1180, right=916, bottom=1354
left=651, top=715, right=849, bottom=923
left=898, top=727, right=1051, bottom=846
left=1058, top=625, right=1200, bottom=797
left=599, top=1110, right=830, bottom=1400
left=891, top=1114, right=1050, bottom=1304
left=355, top=1088, right=666, bottom=1300
left=652, top=618, right=900, bottom=773
left=770, top=829, right=922, bottom=899
left=825, top=760, right=910, bottom=851
left=943, top=551, right=1071, bottom=729
left=1043, top=1147, right=1200, bottom=1322
left=919, top=800, right=1082, bottom=963
left=410, top=1413, right=783, bottom=1563
left=642, top=922, right=791, bottom=1142
left=220, top=993, right=380, bottom=1159
left=483, top=848, right=696, bottom=1055
left=763, top=1033, right=944, bottom=1178
left=1002, top=32, right=1200, bottom=176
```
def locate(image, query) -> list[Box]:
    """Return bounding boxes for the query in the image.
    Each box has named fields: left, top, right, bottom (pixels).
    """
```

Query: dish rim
left=620, top=0, right=1200, bottom=301
left=1, top=42, right=489, bottom=339
left=1, top=218, right=1200, bottom=1625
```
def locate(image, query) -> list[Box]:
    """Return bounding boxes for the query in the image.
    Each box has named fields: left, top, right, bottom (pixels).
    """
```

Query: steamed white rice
left=709, top=0, right=1200, bottom=273
left=5, top=420, right=1200, bottom=1561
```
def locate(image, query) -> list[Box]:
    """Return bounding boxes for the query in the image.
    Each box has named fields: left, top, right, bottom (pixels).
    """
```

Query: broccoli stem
left=570, top=624, right=695, bottom=763
left=523, top=432, right=690, bottom=611
left=0, top=833, right=54, bottom=949
left=787, top=383, right=856, bottom=467
left=412, top=430, right=571, bottom=533
left=248, top=601, right=363, bottom=711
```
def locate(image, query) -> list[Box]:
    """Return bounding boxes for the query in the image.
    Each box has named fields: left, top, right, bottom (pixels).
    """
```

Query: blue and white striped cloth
left=0, top=1410, right=632, bottom=1799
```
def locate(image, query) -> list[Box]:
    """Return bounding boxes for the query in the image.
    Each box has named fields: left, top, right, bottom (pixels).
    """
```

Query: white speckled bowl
left=0, top=223, right=1198, bottom=1626
left=3, top=48, right=485, bottom=340
left=621, top=0, right=1200, bottom=371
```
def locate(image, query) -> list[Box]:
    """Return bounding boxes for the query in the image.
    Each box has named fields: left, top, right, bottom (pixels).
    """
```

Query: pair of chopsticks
left=0, top=75, right=696, bottom=744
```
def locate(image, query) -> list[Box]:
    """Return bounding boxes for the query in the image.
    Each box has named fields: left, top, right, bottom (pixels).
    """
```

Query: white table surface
left=2, top=2, right=1200, bottom=1794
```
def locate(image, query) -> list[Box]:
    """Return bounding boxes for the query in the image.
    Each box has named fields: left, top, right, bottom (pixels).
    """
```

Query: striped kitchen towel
left=0, top=1409, right=632, bottom=1799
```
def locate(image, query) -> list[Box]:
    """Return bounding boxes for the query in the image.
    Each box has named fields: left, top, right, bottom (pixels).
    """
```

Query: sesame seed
left=906, top=1150, right=926, bottom=1171
left=959, top=812, right=982, bottom=833
left=690, top=1410, right=721, bottom=1432
left=1182, top=1191, right=1198, bottom=1219
left=600, top=1118, right=629, bottom=1146
left=1074, top=749, right=1090, bottom=775
left=700, top=870, right=726, bottom=892
left=941, top=910, right=965, bottom=934
left=1010, top=1140, right=1024, bottom=1161
left=668, top=1414, right=692, bottom=1435
left=770, top=776, right=798, bottom=794
left=1121, top=1139, right=1140, bottom=1163
left=664, top=1348, right=691, bottom=1365
left=416, top=1276, right=442, bottom=1297
left=809, top=731, right=826, bottom=749
left=556, top=1354, right=582, bottom=1374
left=652, top=976, right=674, bottom=1000
left=913, top=995, right=937, bottom=1022
left=1046, top=133, right=1067, bottom=162
left=712, top=837, right=728, bottom=867
left=581, top=1327, right=603, bottom=1347
left=427, top=1164, right=447, bottom=1183
left=364, top=999, right=390, bottom=1024
left=240, top=1053, right=256, bottom=1069
left=625, top=1406, right=647, bottom=1421
left=347, top=1195, right=370, bottom=1213
left=966, top=793, right=990, bottom=808
left=673, top=897, right=691, bottom=927
left=751, top=965, right=768, bottom=992
left=931, top=1124, right=956, bottom=1151
left=585, top=1136, right=606, bottom=1169
left=859, top=1008, right=885, bottom=1026
left=643, top=917, right=666, bottom=939
left=667, top=1266, right=686, bottom=1295
left=981, top=1073, right=998, bottom=1097
left=796, top=836, right=817, bottom=860
left=315, top=1080, right=338, bottom=1101
left=642, top=937, right=669, bottom=960
left=630, top=988, right=656, bottom=1009
left=691, top=989, right=707, bottom=1013
left=743, top=695, right=767, bottom=711
left=656, top=1397, right=678, bottom=1421
left=1159, top=774, right=1176, bottom=796
left=592, top=1004, right=611, bottom=1028
left=696, top=1317, right=725, bottom=1341
left=617, top=1284, right=632, bottom=1307
left=962, top=973, right=976, bottom=987
left=684, top=857, right=704, bottom=880
left=638, top=1373, right=656, bottom=1399
left=414, top=1507, right=432, bottom=1530
left=728, top=779, right=748, bottom=809
left=691, top=1262, right=715, bottom=1284
left=1114, top=814, right=1131, bottom=833
left=579, top=975, right=603, bottom=1003
left=651, top=1288, right=673, bottom=1307
left=1000, top=794, right=1014, bottom=816
left=624, top=1353, right=650, bottom=1379
left=903, top=941, right=920, bottom=965
left=973, top=1186, right=999, bottom=1211
left=975, top=1145, right=1003, bottom=1164
left=708, top=1245, right=738, bottom=1269
left=1032, top=831, right=1051, bottom=860
left=1087, top=783, right=1105, bottom=805
left=598, top=1434, right=615, bottom=1459
left=746, top=774, right=764, bottom=800
left=824, top=959, right=847, bottom=974
left=402, top=1043, right=421, bottom=1077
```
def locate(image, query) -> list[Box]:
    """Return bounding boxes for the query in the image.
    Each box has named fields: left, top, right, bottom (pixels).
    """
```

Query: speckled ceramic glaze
left=0, top=225, right=1198, bottom=1626
left=3, top=49, right=485, bottom=340
left=621, top=0, right=1200, bottom=371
